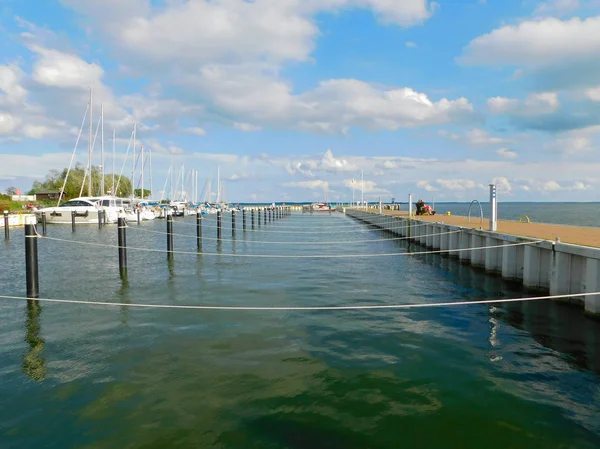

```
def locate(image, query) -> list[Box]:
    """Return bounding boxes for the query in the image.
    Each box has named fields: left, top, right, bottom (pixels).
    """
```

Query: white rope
left=34, top=233, right=545, bottom=258
left=126, top=225, right=462, bottom=245
left=1, top=291, right=597, bottom=310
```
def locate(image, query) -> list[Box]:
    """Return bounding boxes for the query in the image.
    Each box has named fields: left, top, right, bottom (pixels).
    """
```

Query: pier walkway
left=372, top=209, right=600, bottom=248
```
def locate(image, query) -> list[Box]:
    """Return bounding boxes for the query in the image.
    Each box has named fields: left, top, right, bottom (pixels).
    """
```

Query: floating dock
left=344, top=208, right=600, bottom=317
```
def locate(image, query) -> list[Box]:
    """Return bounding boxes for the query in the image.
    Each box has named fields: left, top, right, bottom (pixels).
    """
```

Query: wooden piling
left=232, top=209, right=236, bottom=236
left=41, top=212, right=47, bottom=235
left=71, top=211, right=76, bottom=232
left=4, top=210, right=9, bottom=239
left=118, top=216, right=127, bottom=278
left=252, top=209, right=255, bottom=229
left=25, top=220, right=39, bottom=298
left=217, top=210, right=222, bottom=239
left=196, top=211, right=202, bottom=252
left=167, top=212, right=174, bottom=258
left=243, top=208, right=247, bottom=231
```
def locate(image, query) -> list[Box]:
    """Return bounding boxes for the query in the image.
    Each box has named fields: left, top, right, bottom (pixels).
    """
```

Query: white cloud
left=545, top=135, right=593, bottom=155
left=487, top=97, right=519, bottom=114
left=0, top=113, right=21, bottom=135
left=342, top=178, right=389, bottom=195
left=283, top=180, right=329, bottom=190
left=465, top=128, right=506, bottom=146
left=492, top=176, right=512, bottom=194
left=436, top=179, right=484, bottom=191
left=439, top=128, right=506, bottom=146
left=405, top=41, right=417, bottom=48
left=487, top=92, right=559, bottom=116
left=183, top=127, right=206, bottom=136
left=460, top=16, right=600, bottom=67
left=233, top=122, right=262, bottom=132
left=496, top=148, right=518, bottom=159
left=417, top=180, right=438, bottom=191
left=533, top=0, right=582, bottom=16
left=0, top=64, right=27, bottom=106
left=284, top=149, right=358, bottom=177
left=586, top=86, right=600, bottom=101
left=30, top=45, right=104, bottom=89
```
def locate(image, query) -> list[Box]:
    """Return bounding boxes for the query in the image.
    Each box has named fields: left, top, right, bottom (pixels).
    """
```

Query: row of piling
left=22, top=206, right=292, bottom=295
left=4, top=206, right=294, bottom=240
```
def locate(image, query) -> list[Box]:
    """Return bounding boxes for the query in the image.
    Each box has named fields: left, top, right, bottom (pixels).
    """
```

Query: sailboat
left=35, top=91, right=125, bottom=224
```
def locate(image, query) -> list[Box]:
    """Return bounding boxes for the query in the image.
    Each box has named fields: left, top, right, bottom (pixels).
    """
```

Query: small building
left=34, top=190, right=61, bottom=202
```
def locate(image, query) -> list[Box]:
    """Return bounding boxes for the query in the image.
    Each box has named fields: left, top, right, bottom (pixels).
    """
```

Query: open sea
left=1, top=204, right=599, bottom=448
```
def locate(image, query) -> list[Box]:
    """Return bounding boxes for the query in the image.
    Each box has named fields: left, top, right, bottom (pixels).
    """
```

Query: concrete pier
left=344, top=208, right=600, bottom=317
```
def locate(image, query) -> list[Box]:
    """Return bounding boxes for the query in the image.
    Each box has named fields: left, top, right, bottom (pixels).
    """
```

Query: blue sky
left=1, top=0, right=600, bottom=202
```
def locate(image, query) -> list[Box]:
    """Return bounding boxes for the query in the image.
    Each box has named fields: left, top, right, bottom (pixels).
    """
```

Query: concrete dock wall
left=0, top=214, right=36, bottom=228
left=345, top=209, right=600, bottom=317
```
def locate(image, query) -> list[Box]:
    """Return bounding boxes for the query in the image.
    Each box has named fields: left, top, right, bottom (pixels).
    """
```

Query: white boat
left=35, top=196, right=125, bottom=224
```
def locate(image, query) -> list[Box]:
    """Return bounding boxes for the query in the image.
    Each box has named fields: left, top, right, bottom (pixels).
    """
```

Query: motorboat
left=35, top=196, right=125, bottom=224
left=303, top=202, right=336, bottom=213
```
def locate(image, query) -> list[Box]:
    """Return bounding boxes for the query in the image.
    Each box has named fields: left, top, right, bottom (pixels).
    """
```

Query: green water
left=1, top=213, right=599, bottom=448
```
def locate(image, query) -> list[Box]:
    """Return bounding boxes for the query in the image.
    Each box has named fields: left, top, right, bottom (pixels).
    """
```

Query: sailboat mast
left=112, top=128, right=116, bottom=195
left=195, top=170, right=198, bottom=204
left=149, top=147, right=153, bottom=200
left=132, top=122, right=136, bottom=200
left=100, top=103, right=104, bottom=195
left=141, top=145, right=144, bottom=200
left=217, top=165, right=220, bottom=204
left=181, top=164, right=185, bottom=200
left=88, top=88, right=93, bottom=197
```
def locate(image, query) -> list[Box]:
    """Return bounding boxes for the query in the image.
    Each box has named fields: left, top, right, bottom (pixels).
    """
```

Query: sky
left=1, top=0, right=600, bottom=203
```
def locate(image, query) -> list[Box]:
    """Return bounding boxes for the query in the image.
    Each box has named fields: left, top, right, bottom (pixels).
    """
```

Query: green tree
left=29, top=164, right=133, bottom=201
left=5, top=186, right=18, bottom=195
left=134, top=189, right=152, bottom=198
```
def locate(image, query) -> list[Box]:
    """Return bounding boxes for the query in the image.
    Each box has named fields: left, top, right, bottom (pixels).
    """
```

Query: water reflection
left=118, top=277, right=131, bottom=326
left=22, top=300, right=46, bottom=382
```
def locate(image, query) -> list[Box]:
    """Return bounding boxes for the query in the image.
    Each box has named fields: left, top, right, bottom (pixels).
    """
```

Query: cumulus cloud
left=460, top=16, right=600, bottom=67
left=435, top=179, right=485, bottom=191
left=439, top=128, right=506, bottom=146
left=487, top=92, right=559, bottom=116
left=285, top=149, right=358, bottom=177
left=496, top=148, right=517, bottom=159
left=283, top=180, right=329, bottom=190
left=417, top=180, right=438, bottom=192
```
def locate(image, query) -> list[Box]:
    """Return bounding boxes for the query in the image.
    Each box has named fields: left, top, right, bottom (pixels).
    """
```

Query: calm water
left=1, top=213, right=600, bottom=448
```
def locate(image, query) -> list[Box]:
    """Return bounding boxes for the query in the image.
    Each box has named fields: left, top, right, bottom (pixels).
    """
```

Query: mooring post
left=217, top=210, right=222, bottom=240
left=71, top=211, right=76, bottom=232
left=41, top=212, right=47, bottom=236
left=489, top=184, right=498, bottom=232
left=243, top=208, right=247, bottom=231
left=258, top=208, right=261, bottom=227
left=252, top=209, right=255, bottom=229
left=118, top=216, right=127, bottom=278
left=196, top=211, right=202, bottom=252
left=24, top=218, right=39, bottom=298
left=263, top=208, right=267, bottom=225
left=3, top=210, right=9, bottom=240
left=98, top=211, right=103, bottom=229
left=137, top=208, right=141, bottom=225
left=167, top=211, right=174, bottom=258
left=232, top=209, right=236, bottom=236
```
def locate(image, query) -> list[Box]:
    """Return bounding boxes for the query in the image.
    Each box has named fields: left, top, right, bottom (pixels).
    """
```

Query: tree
left=29, top=164, right=134, bottom=201
left=5, top=186, right=18, bottom=195
left=134, top=189, right=152, bottom=198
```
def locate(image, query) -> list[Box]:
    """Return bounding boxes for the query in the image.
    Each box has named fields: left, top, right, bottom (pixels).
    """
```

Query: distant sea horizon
left=236, top=201, right=599, bottom=228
